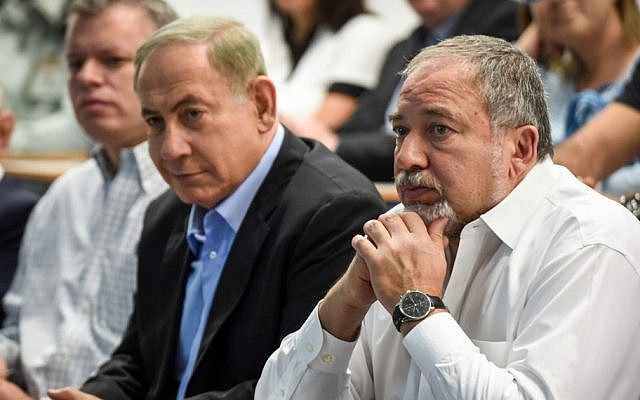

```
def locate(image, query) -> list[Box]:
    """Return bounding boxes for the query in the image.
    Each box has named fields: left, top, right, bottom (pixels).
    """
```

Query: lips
left=399, top=186, right=442, bottom=205
left=170, top=171, right=204, bottom=184
left=78, top=98, right=111, bottom=112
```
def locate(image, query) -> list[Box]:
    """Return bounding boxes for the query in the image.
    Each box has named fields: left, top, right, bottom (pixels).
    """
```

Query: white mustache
left=395, top=171, right=443, bottom=195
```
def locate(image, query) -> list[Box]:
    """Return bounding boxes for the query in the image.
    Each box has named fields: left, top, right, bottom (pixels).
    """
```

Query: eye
left=392, top=125, right=409, bottom=139
left=67, top=58, right=84, bottom=73
left=144, top=116, right=164, bottom=134
left=429, top=124, right=450, bottom=137
left=185, top=109, right=202, bottom=121
left=103, top=56, right=127, bottom=69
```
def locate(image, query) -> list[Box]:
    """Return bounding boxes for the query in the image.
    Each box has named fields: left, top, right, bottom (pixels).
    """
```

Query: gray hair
left=68, top=0, right=178, bottom=28
left=134, top=16, right=266, bottom=98
left=403, top=35, right=553, bottom=161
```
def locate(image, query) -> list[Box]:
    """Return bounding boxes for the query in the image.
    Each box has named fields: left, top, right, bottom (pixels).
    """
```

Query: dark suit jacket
left=82, top=131, right=386, bottom=399
left=0, top=176, right=38, bottom=321
left=336, top=0, right=520, bottom=181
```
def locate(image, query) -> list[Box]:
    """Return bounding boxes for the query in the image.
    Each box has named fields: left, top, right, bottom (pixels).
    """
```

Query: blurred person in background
left=518, top=0, right=640, bottom=195
left=0, top=86, right=39, bottom=323
left=0, top=0, right=92, bottom=153
left=262, top=0, right=392, bottom=131
left=0, top=1, right=175, bottom=398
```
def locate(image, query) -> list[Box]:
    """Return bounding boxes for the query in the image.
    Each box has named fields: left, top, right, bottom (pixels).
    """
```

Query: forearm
left=554, top=102, right=640, bottom=181
left=405, top=313, right=528, bottom=400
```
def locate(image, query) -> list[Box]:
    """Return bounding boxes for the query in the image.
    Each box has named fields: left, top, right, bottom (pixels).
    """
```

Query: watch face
left=400, top=291, right=431, bottom=319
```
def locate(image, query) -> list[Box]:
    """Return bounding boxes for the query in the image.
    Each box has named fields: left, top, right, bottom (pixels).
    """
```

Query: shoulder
left=141, top=189, right=189, bottom=231
left=292, top=138, right=382, bottom=200
left=541, top=167, right=640, bottom=261
left=26, top=158, right=99, bottom=218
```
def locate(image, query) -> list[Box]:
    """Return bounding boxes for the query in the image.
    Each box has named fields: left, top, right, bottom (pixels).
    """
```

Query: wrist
left=319, top=286, right=370, bottom=341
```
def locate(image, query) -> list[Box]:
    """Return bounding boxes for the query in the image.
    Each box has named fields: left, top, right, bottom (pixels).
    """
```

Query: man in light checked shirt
left=0, top=1, right=177, bottom=398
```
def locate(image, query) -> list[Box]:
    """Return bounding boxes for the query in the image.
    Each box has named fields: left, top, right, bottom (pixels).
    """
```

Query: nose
left=159, top=124, right=191, bottom=161
left=74, top=58, right=105, bottom=87
left=394, top=130, right=429, bottom=172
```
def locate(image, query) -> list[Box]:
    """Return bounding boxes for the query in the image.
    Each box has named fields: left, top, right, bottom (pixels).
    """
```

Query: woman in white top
left=518, top=0, right=640, bottom=194
left=263, top=0, right=390, bottom=130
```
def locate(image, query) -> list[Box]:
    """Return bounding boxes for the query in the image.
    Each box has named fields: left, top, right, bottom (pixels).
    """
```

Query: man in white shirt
left=0, top=1, right=176, bottom=399
left=256, top=35, right=640, bottom=399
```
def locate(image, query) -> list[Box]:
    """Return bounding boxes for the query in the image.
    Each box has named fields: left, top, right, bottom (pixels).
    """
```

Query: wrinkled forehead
left=399, top=60, right=479, bottom=104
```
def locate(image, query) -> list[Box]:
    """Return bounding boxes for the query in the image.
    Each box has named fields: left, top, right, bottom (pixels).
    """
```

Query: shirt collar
left=91, top=140, right=165, bottom=194
left=187, top=124, right=285, bottom=242
left=479, top=157, right=559, bottom=249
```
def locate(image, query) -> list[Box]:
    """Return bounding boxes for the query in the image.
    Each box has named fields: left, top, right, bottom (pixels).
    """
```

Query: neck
left=289, top=11, right=317, bottom=46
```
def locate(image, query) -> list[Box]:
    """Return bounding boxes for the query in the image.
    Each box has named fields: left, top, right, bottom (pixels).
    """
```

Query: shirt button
left=306, top=342, right=314, bottom=353
left=209, top=250, right=218, bottom=260
left=278, top=388, right=285, bottom=397
left=321, top=353, right=333, bottom=363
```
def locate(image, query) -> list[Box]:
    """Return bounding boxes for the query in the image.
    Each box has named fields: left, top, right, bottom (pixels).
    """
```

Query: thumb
left=428, top=217, right=449, bottom=245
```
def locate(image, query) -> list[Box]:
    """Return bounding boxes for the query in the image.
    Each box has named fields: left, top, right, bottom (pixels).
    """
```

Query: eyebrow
left=141, top=94, right=203, bottom=117
left=388, top=106, right=455, bottom=123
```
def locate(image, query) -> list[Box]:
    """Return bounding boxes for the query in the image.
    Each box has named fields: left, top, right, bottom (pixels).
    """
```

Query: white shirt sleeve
left=256, top=303, right=363, bottom=400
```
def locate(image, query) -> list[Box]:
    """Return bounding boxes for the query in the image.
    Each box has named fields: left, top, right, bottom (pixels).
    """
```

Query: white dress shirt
left=0, top=141, right=166, bottom=398
left=256, top=159, right=640, bottom=400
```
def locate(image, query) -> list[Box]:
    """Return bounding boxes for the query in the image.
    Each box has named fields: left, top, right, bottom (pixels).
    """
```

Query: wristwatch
left=392, top=290, right=446, bottom=332
left=619, top=191, right=640, bottom=220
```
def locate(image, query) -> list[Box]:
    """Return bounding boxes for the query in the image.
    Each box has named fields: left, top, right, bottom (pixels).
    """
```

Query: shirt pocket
left=471, top=339, right=511, bottom=367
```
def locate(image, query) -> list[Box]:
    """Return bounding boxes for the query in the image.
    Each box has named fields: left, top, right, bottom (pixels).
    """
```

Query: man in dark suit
left=0, top=89, right=38, bottom=321
left=289, top=0, right=520, bottom=181
left=48, top=16, right=385, bottom=400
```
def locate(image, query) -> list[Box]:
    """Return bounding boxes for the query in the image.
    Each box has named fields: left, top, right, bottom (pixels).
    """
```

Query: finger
left=351, top=234, right=376, bottom=253
left=427, top=217, right=449, bottom=245
left=47, top=388, right=77, bottom=400
left=362, top=219, right=391, bottom=244
left=397, top=211, right=428, bottom=234
left=377, top=213, right=410, bottom=238
left=351, top=234, right=378, bottom=264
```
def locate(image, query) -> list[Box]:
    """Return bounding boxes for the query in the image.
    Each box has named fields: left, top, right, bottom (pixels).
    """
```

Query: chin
left=404, top=201, right=465, bottom=238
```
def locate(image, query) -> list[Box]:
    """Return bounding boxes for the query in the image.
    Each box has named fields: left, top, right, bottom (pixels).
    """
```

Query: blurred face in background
left=530, top=0, right=621, bottom=48
left=408, top=0, right=471, bottom=30
left=66, top=2, right=158, bottom=161
left=274, top=0, right=318, bottom=18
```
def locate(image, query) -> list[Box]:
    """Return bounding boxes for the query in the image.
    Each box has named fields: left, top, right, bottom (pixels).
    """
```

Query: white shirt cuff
left=403, top=312, right=476, bottom=375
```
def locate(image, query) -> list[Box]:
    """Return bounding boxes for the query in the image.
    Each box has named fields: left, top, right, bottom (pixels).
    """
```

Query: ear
left=505, top=125, right=538, bottom=180
left=0, top=109, right=15, bottom=150
left=249, top=76, right=277, bottom=134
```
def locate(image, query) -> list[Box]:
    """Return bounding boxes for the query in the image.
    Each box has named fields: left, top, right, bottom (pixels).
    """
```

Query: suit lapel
left=192, top=131, right=307, bottom=370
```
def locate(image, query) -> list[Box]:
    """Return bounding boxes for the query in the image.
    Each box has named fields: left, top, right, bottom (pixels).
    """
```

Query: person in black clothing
left=0, top=87, right=39, bottom=322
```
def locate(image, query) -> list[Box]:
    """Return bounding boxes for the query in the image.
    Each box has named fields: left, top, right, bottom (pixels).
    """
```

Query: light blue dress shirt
left=175, top=125, right=285, bottom=399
